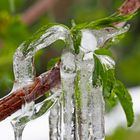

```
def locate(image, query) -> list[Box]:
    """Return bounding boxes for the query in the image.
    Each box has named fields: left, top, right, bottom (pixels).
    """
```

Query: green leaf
left=103, top=69, right=115, bottom=98
left=93, top=53, right=134, bottom=127
left=92, top=54, right=103, bottom=87
left=73, top=13, right=136, bottom=30
left=112, top=80, right=134, bottom=127
left=47, top=57, right=60, bottom=70
left=93, top=54, right=115, bottom=97
left=94, top=48, right=113, bottom=58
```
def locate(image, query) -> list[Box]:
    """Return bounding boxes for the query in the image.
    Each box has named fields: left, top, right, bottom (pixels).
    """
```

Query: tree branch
left=0, top=63, right=60, bottom=121
left=21, top=0, right=58, bottom=25
left=0, top=0, right=140, bottom=122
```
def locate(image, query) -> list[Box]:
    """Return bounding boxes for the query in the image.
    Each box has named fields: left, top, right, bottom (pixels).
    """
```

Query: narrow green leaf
left=93, top=53, right=134, bottom=127
left=113, top=80, right=134, bottom=127
left=94, top=48, right=113, bottom=58
left=71, top=30, right=81, bottom=54
left=92, top=54, right=103, bottom=87
left=73, top=13, right=136, bottom=30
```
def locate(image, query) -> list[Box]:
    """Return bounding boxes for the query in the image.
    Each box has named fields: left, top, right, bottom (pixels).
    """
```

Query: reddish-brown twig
left=0, top=63, right=60, bottom=121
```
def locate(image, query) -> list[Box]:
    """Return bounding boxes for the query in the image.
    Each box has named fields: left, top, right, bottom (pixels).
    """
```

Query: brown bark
left=0, top=0, right=140, bottom=122
left=0, top=63, right=60, bottom=121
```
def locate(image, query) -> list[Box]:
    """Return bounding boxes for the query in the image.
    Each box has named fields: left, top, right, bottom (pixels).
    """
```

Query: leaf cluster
left=93, top=49, right=134, bottom=127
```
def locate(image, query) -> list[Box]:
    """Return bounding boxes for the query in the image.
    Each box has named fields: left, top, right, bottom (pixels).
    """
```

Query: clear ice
left=8, top=24, right=129, bottom=140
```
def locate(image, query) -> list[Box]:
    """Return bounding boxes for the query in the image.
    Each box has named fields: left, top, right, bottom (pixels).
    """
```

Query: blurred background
left=0, top=0, right=140, bottom=139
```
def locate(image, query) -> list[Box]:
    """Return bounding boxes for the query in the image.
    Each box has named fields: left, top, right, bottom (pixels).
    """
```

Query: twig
left=0, top=0, right=140, bottom=122
left=0, top=63, right=60, bottom=121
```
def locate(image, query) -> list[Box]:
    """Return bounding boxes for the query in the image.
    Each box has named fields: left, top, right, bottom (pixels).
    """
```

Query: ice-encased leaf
left=13, top=24, right=73, bottom=91
left=93, top=52, right=134, bottom=127
left=60, top=49, right=76, bottom=139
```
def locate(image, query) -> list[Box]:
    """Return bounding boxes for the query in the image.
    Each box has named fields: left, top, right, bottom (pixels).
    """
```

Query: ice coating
left=13, top=25, right=73, bottom=91
left=11, top=101, right=35, bottom=140
left=98, top=55, right=115, bottom=70
left=9, top=24, right=129, bottom=140
left=80, top=30, right=98, bottom=53
left=92, top=24, right=130, bottom=47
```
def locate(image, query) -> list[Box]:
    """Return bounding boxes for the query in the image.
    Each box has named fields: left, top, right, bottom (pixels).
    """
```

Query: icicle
left=60, top=49, right=76, bottom=140
left=11, top=101, right=35, bottom=140
left=49, top=85, right=62, bottom=140
left=11, top=25, right=73, bottom=140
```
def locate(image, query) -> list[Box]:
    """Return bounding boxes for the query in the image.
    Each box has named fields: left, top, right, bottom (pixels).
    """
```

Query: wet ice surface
left=0, top=87, right=140, bottom=140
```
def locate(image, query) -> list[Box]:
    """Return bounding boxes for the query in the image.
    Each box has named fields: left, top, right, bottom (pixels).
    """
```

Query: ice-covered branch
left=0, top=0, right=140, bottom=122
left=0, top=63, right=60, bottom=121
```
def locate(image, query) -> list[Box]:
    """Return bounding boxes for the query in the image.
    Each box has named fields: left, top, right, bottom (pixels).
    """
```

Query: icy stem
left=11, top=25, right=73, bottom=140
left=60, top=49, right=76, bottom=140
left=75, top=29, right=102, bottom=140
